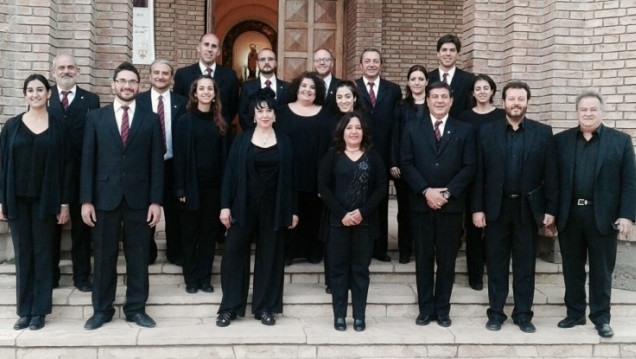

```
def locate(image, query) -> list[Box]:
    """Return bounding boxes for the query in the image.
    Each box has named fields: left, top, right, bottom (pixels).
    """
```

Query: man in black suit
left=427, top=34, right=475, bottom=118
left=555, top=91, right=636, bottom=338
left=355, top=48, right=402, bottom=262
left=238, top=48, right=289, bottom=130
left=313, top=48, right=341, bottom=115
left=472, top=81, right=558, bottom=333
left=81, top=62, right=164, bottom=330
left=173, top=33, right=239, bottom=125
left=49, top=53, right=101, bottom=292
left=401, top=81, right=476, bottom=327
left=137, top=59, right=187, bottom=265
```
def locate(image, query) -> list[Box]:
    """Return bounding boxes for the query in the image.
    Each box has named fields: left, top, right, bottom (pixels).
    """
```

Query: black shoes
left=334, top=317, right=346, bottom=331
left=29, top=315, right=45, bottom=330
left=485, top=318, right=502, bottom=331
left=216, top=311, right=236, bottom=327
left=257, top=312, right=276, bottom=326
left=373, top=254, right=391, bottom=262
left=325, top=286, right=332, bottom=294
left=307, top=257, right=322, bottom=264
left=436, top=315, right=452, bottom=327
left=13, top=316, right=30, bottom=330
left=514, top=319, right=536, bottom=333
left=353, top=318, right=365, bottom=332
left=199, top=283, right=214, bottom=293
left=595, top=323, right=614, bottom=338
left=558, top=316, right=586, bottom=328
left=75, top=282, right=93, bottom=292
left=415, top=314, right=432, bottom=326
left=469, top=282, right=483, bottom=291
left=399, top=256, right=410, bottom=264
left=126, top=313, right=156, bottom=328
left=84, top=313, right=112, bottom=330
left=186, top=285, right=198, bottom=294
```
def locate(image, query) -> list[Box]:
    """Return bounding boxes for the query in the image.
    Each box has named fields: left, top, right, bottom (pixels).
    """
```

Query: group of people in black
left=1, top=34, right=633, bottom=340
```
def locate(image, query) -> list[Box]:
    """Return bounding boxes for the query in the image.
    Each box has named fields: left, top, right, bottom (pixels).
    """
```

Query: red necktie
left=205, top=68, right=213, bottom=77
left=158, top=95, right=166, bottom=154
left=442, top=72, right=449, bottom=84
left=368, top=82, right=376, bottom=108
left=265, top=80, right=271, bottom=88
left=61, top=91, right=70, bottom=110
left=434, top=120, right=442, bottom=141
left=121, top=106, right=130, bottom=145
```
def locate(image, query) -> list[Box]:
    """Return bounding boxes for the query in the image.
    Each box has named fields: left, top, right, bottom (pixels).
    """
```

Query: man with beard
left=81, top=62, right=164, bottom=330
left=313, top=48, right=341, bottom=115
left=238, top=48, right=289, bottom=130
left=49, top=53, right=101, bottom=292
left=137, top=59, right=187, bottom=265
left=471, top=81, right=558, bottom=333
left=174, top=33, right=239, bottom=125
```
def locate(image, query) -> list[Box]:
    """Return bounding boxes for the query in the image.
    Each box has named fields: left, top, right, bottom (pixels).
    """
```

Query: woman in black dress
left=277, top=72, right=332, bottom=265
left=0, top=74, right=70, bottom=330
left=318, top=112, right=387, bottom=332
left=173, top=75, right=230, bottom=294
left=457, top=74, right=506, bottom=291
left=216, top=91, right=298, bottom=327
left=391, top=65, right=428, bottom=264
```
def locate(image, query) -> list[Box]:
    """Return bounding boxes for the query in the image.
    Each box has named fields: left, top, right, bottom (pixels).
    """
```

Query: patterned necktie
left=368, top=82, right=376, bottom=108
left=121, top=105, right=130, bottom=145
left=442, top=72, right=449, bottom=84
left=158, top=95, right=166, bottom=154
left=205, top=68, right=213, bottom=77
left=61, top=91, right=70, bottom=110
left=434, top=120, right=442, bottom=141
left=265, top=80, right=272, bottom=88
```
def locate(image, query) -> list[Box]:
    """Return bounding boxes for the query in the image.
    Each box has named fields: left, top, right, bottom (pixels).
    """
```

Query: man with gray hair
left=554, top=90, right=636, bottom=338
left=137, top=59, right=187, bottom=265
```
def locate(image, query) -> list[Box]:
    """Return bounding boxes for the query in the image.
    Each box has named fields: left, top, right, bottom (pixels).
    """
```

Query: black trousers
left=9, top=197, right=56, bottom=317
left=373, top=188, right=389, bottom=258
left=149, top=159, right=181, bottom=264
left=559, top=205, right=617, bottom=325
left=91, top=201, right=150, bottom=318
left=219, top=195, right=284, bottom=316
left=464, top=194, right=485, bottom=286
left=327, top=225, right=373, bottom=319
left=286, top=191, right=323, bottom=261
left=179, top=187, right=221, bottom=287
left=394, top=178, right=412, bottom=259
left=411, top=210, right=463, bottom=317
left=485, top=198, right=537, bottom=322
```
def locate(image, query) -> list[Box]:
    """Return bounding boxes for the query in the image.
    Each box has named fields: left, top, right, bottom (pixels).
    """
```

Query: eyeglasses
left=114, top=79, right=139, bottom=86
left=258, top=57, right=276, bottom=62
left=313, top=58, right=333, bottom=63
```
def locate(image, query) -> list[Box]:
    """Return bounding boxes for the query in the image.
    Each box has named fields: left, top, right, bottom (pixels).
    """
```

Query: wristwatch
left=442, top=191, right=451, bottom=200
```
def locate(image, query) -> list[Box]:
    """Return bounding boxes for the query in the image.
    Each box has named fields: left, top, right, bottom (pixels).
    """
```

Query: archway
left=222, top=21, right=278, bottom=83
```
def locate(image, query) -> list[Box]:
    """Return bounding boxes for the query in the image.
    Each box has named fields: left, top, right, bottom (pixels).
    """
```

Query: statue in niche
left=247, top=44, right=258, bottom=79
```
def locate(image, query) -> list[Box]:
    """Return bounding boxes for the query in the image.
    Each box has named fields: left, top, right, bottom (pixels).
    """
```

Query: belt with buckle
left=505, top=194, right=521, bottom=199
left=575, top=199, right=593, bottom=206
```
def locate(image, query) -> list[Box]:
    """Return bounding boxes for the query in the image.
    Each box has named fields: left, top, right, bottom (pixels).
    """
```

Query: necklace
left=257, top=131, right=273, bottom=145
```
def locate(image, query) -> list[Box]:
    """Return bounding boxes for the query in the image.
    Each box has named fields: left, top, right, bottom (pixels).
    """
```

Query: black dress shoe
left=436, top=315, right=452, bottom=327
left=75, top=283, right=93, bottom=292
left=514, top=319, right=536, bottom=333
left=415, top=314, right=432, bottom=326
left=186, top=286, right=198, bottom=294
left=325, top=286, right=332, bottom=294
left=399, top=257, right=410, bottom=264
left=259, top=312, right=276, bottom=326
left=374, top=254, right=391, bottom=262
left=84, top=313, right=112, bottom=330
left=334, top=317, right=346, bottom=331
left=353, top=318, right=366, bottom=332
left=29, top=315, right=45, bottom=330
left=307, top=257, right=322, bottom=264
left=469, top=282, right=483, bottom=291
left=13, top=316, right=30, bottom=330
left=126, top=312, right=156, bottom=328
left=199, top=283, right=214, bottom=293
left=558, top=316, right=586, bottom=328
left=216, top=311, right=236, bottom=327
left=595, top=323, right=614, bottom=338
left=485, top=319, right=502, bottom=331
left=285, top=257, right=293, bottom=266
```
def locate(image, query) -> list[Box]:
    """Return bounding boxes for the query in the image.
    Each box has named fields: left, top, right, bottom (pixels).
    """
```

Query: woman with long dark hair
left=0, top=74, right=71, bottom=330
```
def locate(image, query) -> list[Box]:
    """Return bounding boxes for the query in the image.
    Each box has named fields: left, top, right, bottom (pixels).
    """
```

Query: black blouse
left=247, top=143, right=280, bottom=201
left=14, top=122, right=50, bottom=199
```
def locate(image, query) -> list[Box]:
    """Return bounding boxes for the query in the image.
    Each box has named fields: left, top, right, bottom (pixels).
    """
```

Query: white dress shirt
left=151, top=89, right=173, bottom=160
left=114, top=98, right=136, bottom=134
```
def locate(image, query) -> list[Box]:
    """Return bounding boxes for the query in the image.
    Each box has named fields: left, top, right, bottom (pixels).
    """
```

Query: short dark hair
left=286, top=71, right=325, bottom=105
left=332, top=112, right=372, bottom=153
left=470, top=74, right=497, bottom=105
left=425, top=81, right=453, bottom=99
left=502, top=81, right=531, bottom=100
left=23, top=73, right=51, bottom=95
left=112, top=62, right=140, bottom=82
left=359, top=48, right=383, bottom=64
left=403, top=64, right=429, bottom=107
left=249, top=88, right=278, bottom=121
left=436, top=34, right=461, bottom=53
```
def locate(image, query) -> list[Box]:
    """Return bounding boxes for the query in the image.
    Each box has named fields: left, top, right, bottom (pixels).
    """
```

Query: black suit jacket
left=80, top=103, right=164, bottom=211
left=555, top=125, right=636, bottom=235
left=472, top=118, right=558, bottom=223
left=400, top=115, right=476, bottom=213
left=323, top=76, right=342, bottom=115
left=173, top=63, right=239, bottom=123
left=355, top=77, right=402, bottom=169
left=238, top=78, right=289, bottom=130
left=428, top=68, right=475, bottom=118
left=136, top=90, right=188, bottom=155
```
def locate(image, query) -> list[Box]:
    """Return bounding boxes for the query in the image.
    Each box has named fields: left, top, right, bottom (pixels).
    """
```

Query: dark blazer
left=80, top=103, right=164, bottom=211
left=555, top=125, right=636, bottom=235
left=400, top=115, right=476, bottom=213
left=136, top=90, right=188, bottom=152
left=238, top=78, right=289, bottom=130
left=472, top=118, right=558, bottom=223
left=391, top=103, right=428, bottom=168
left=355, top=77, right=402, bottom=169
left=220, top=130, right=297, bottom=230
left=428, top=68, right=475, bottom=118
left=0, top=114, right=72, bottom=219
left=173, top=63, right=239, bottom=123
left=323, top=76, right=342, bottom=115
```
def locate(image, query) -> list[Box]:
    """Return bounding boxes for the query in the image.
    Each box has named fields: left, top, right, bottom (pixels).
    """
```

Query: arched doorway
left=222, top=21, right=278, bottom=84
